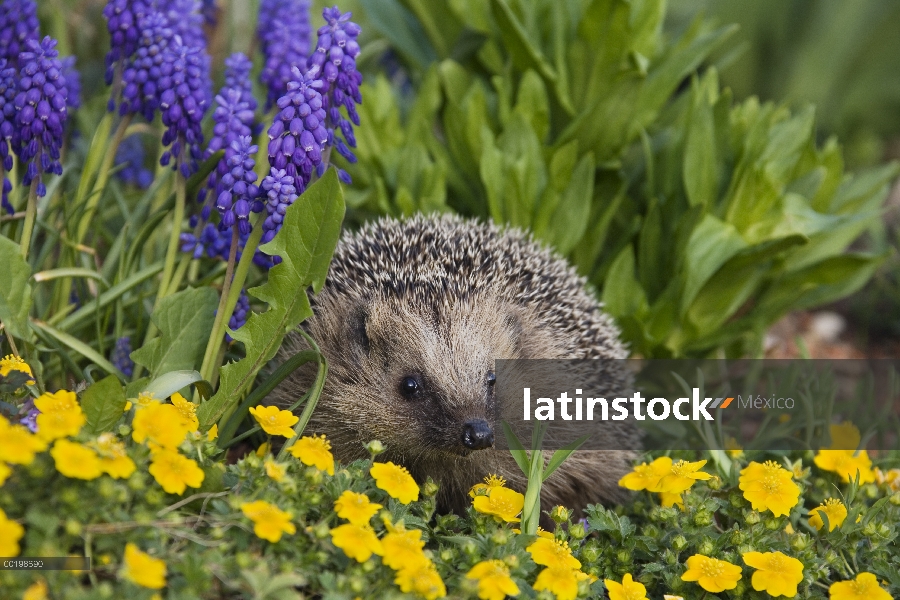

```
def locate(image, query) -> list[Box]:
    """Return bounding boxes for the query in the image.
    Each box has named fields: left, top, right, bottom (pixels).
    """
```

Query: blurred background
left=668, top=0, right=900, bottom=357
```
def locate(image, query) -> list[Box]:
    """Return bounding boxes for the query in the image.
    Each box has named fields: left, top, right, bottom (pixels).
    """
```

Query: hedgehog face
left=314, top=293, right=548, bottom=459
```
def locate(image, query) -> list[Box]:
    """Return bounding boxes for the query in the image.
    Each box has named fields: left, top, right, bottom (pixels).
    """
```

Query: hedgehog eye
left=486, top=371, right=496, bottom=386
left=399, top=376, right=420, bottom=398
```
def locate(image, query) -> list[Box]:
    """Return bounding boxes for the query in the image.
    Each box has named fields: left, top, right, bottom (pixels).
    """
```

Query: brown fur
left=271, top=214, right=639, bottom=517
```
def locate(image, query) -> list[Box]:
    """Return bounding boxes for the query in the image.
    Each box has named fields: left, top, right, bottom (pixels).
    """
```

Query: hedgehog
left=271, top=213, right=640, bottom=517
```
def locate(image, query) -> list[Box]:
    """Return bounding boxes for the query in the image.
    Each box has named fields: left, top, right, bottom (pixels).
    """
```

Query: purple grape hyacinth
left=0, top=0, right=40, bottom=67
left=226, top=289, right=249, bottom=342
left=260, top=167, right=298, bottom=245
left=61, top=56, right=82, bottom=110
left=258, top=0, right=312, bottom=110
left=1, top=59, right=16, bottom=214
left=110, top=336, right=135, bottom=377
left=308, top=6, right=362, bottom=184
left=114, top=135, right=153, bottom=188
left=267, top=66, right=327, bottom=187
left=119, top=11, right=173, bottom=120
left=158, top=35, right=212, bottom=177
left=215, top=135, right=261, bottom=235
left=103, top=0, right=154, bottom=87
left=14, top=36, right=69, bottom=198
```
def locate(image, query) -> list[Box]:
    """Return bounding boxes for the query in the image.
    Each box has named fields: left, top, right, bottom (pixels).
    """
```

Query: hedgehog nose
left=462, top=419, right=494, bottom=450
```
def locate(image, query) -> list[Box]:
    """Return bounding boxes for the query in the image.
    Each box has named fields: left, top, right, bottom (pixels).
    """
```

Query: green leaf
left=680, top=214, right=747, bottom=314
left=30, top=320, right=124, bottom=378
left=81, top=375, right=126, bottom=434
left=55, top=262, right=163, bottom=331
left=0, top=235, right=33, bottom=341
left=602, top=245, right=647, bottom=318
left=144, top=370, right=208, bottom=400
left=542, top=435, right=590, bottom=482
left=500, top=421, right=530, bottom=475
left=359, top=0, right=438, bottom=69
left=548, top=153, right=594, bottom=256
left=197, top=169, right=345, bottom=430
left=683, top=78, right=718, bottom=207
left=131, top=287, right=217, bottom=377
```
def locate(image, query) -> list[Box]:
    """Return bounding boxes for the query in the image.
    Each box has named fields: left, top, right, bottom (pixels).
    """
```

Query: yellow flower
left=90, top=433, right=136, bottom=479
left=334, top=490, right=382, bottom=525
left=264, top=459, right=287, bottom=482
left=256, top=441, right=270, bottom=457
left=533, top=567, right=581, bottom=600
left=394, top=561, right=446, bottom=600
left=0, top=462, right=10, bottom=486
left=874, top=468, right=900, bottom=491
left=656, top=459, right=712, bottom=494
left=466, top=559, right=520, bottom=600
left=51, top=439, right=103, bottom=480
left=742, top=551, right=804, bottom=597
left=148, top=448, right=205, bottom=495
left=527, top=537, right=581, bottom=570
left=681, top=554, right=742, bottom=593
left=659, top=492, right=684, bottom=508
left=288, top=434, right=334, bottom=475
left=829, top=572, right=893, bottom=600
left=724, top=436, right=744, bottom=458
left=133, top=392, right=158, bottom=409
left=132, top=402, right=191, bottom=449
left=619, top=456, right=672, bottom=491
left=784, top=523, right=795, bottom=534
left=330, top=523, right=383, bottom=562
left=663, top=596, right=684, bottom=600
left=605, top=573, right=648, bottom=600
left=207, top=424, right=218, bottom=441
left=0, top=354, right=35, bottom=383
left=472, top=486, right=525, bottom=523
left=382, top=528, right=429, bottom=571
left=0, top=508, right=24, bottom=556
left=828, top=422, right=861, bottom=450
left=22, top=579, right=48, bottom=600
left=370, top=461, right=419, bottom=504
left=169, top=392, right=199, bottom=432
left=814, top=450, right=876, bottom=484
left=34, top=390, right=85, bottom=441
left=739, top=461, right=801, bottom=517
left=124, top=401, right=132, bottom=411
left=0, top=416, right=47, bottom=465
left=469, top=473, right=507, bottom=497
left=249, top=405, right=299, bottom=437
left=808, top=498, right=848, bottom=532
left=240, top=500, right=296, bottom=542
left=120, top=543, right=166, bottom=589
left=512, top=527, right=554, bottom=538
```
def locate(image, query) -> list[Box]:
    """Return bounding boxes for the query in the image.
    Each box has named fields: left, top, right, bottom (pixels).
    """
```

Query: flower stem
left=200, top=227, right=240, bottom=382
left=200, top=218, right=263, bottom=384
left=19, top=180, right=39, bottom=259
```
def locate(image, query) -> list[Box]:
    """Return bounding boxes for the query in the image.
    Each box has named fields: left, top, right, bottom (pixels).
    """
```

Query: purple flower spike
left=115, top=135, right=153, bottom=188
left=258, top=0, right=311, bottom=110
left=260, top=166, right=298, bottom=245
left=1, top=59, right=16, bottom=213
left=215, top=135, right=260, bottom=235
left=102, top=0, right=154, bottom=87
left=0, top=0, right=40, bottom=68
left=61, top=56, right=82, bottom=110
left=267, top=65, right=327, bottom=191
left=110, top=336, right=135, bottom=377
left=226, top=289, right=249, bottom=342
left=158, top=36, right=212, bottom=177
left=119, top=11, right=173, bottom=120
left=308, top=5, right=362, bottom=183
left=13, top=36, right=69, bottom=198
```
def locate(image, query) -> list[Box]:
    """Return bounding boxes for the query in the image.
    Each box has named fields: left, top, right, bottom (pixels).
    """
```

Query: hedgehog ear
left=349, top=303, right=371, bottom=358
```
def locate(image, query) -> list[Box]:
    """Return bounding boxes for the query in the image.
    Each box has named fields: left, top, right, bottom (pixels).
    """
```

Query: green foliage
left=81, top=375, right=127, bottom=434
left=197, top=170, right=345, bottom=430
left=0, top=235, right=34, bottom=342
left=351, top=0, right=899, bottom=357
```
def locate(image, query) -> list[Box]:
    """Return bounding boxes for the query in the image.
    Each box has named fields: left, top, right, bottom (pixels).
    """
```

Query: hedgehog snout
left=461, top=419, right=494, bottom=450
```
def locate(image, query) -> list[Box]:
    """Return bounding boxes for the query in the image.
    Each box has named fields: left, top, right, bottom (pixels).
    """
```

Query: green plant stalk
left=19, top=180, right=39, bottom=259
left=199, top=227, right=240, bottom=386
left=75, top=114, right=132, bottom=245
left=521, top=449, right=544, bottom=535
left=200, top=216, right=263, bottom=384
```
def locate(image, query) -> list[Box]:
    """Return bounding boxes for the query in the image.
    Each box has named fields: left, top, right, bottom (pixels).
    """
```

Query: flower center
left=852, top=579, right=873, bottom=594
left=761, top=476, right=782, bottom=493
left=670, top=461, right=690, bottom=476
left=768, top=555, right=785, bottom=570
left=701, top=560, right=723, bottom=578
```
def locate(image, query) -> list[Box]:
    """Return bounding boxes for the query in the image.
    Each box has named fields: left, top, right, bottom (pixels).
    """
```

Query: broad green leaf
left=198, top=169, right=345, bottom=430
left=683, top=78, right=718, bottom=207
left=131, top=287, right=218, bottom=376
left=543, top=435, right=590, bottom=482
left=144, top=370, right=208, bottom=400
left=601, top=245, right=647, bottom=319
left=30, top=320, right=123, bottom=378
left=637, top=198, right=663, bottom=300
left=548, top=153, right=594, bottom=256
left=400, top=0, right=463, bottom=58
left=680, top=214, right=747, bottom=314
left=359, top=0, right=438, bottom=69
left=0, top=235, right=33, bottom=341
left=81, top=375, right=126, bottom=434
left=514, top=70, right=550, bottom=142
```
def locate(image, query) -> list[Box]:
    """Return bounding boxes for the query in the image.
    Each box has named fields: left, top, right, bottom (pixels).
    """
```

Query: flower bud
left=422, top=479, right=440, bottom=498
left=313, top=522, right=330, bottom=539
left=440, top=549, right=455, bottom=562
left=236, top=552, right=253, bottom=568
left=580, top=542, right=601, bottom=563
left=672, top=535, right=688, bottom=551
left=765, top=517, right=781, bottom=530
left=65, top=519, right=82, bottom=536
left=745, top=510, right=761, bottom=525
left=731, top=530, right=745, bottom=545
left=664, top=549, right=678, bottom=565
left=503, top=555, right=519, bottom=569
left=616, top=549, right=631, bottom=563
left=569, top=521, right=587, bottom=540
left=491, top=529, right=509, bottom=545
left=788, top=532, right=808, bottom=552
left=304, top=467, right=322, bottom=486
left=98, top=479, right=116, bottom=499
left=698, top=538, right=714, bottom=555
left=863, top=522, right=878, bottom=536
left=891, top=492, right=900, bottom=506
left=550, top=505, right=571, bottom=524
left=878, top=523, right=891, bottom=537
left=365, top=440, right=385, bottom=457
left=707, top=475, right=722, bottom=490
left=693, top=510, right=712, bottom=527
left=350, top=575, right=366, bottom=591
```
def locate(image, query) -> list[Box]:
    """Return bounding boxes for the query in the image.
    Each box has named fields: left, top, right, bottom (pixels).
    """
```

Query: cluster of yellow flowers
left=813, top=423, right=876, bottom=484
left=132, top=393, right=205, bottom=494
left=327, top=470, right=445, bottom=599
left=617, top=456, right=712, bottom=507
left=470, top=474, right=526, bottom=522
